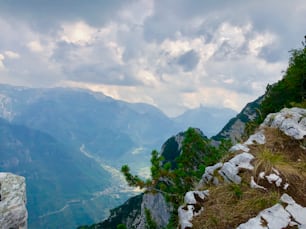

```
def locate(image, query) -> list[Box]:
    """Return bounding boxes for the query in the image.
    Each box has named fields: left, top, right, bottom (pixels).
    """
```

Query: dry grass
left=252, top=128, right=306, bottom=204
left=191, top=127, right=306, bottom=228
left=192, top=181, right=280, bottom=229
left=252, top=147, right=303, bottom=180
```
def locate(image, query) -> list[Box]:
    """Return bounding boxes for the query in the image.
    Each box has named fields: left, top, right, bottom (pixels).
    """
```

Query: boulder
left=219, top=152, right=254, bottom=184
left=262, top=107, right=306, bottom=140
left=0, top=172, right=27, bottom=229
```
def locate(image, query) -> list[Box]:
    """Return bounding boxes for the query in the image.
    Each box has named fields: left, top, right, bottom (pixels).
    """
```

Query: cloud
left=60, top=21, right=97, bottom=45
left=0, top=54, right=5, bottom=70
left=0, top=0, right=305, bottom=116
left=176, top=50, right=199, bottom=72
left=4, top=51, right=20, bottom=59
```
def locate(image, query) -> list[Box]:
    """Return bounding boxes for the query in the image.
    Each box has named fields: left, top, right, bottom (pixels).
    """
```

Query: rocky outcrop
left=137, top=193, right=172, bottom=229
left=178, top=107, right=306, bottom=229
left=262, top=107, right=306, bottom=140
left=238, top=194, right=306, bottom=228
left=86, top=192, right=171, bottom=229
left=0, top=172, right=27, bottom=229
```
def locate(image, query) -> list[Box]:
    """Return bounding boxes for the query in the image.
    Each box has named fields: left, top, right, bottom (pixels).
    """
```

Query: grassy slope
left=192, top=127, right=306, bottom=228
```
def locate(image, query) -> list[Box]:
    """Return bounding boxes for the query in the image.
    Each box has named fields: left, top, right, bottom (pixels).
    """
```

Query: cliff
left=79, top=193, right=171, bottom=229
left=0, top=172, right=28, bottom=229
left=212, top=96, right=263, bottom=143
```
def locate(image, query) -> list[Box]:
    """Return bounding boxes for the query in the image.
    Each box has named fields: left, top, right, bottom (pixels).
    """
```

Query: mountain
left=81, top=128, right=219, bottom=229
left=0, top=84, right=240, bottom=169
left=0, top=84, right=243, bottom=228
left=212, top=96, right=263, bottom=143
left=173, top=106, right=237, bottom=137
left=83, top=107, right=306, bottom=229
left=0, top=118, right=133, bottom=228
left=0, top=85, right=180, bottom=168
left=81, top=41, right=306, bottom=229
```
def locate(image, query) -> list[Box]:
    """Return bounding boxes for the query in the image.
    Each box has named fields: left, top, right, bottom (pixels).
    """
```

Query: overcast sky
left=0, top=0, right=305, bottom=116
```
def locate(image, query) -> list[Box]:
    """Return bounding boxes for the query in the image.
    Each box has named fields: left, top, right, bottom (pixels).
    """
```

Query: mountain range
left=0, top=84, right=236, bottom=228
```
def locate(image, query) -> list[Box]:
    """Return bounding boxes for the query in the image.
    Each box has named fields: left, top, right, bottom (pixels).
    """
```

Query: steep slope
left=81, top=40, right=306, bottom=229
left=83, top=128, right=223, bottom=229
left=0, top=118, right=129, bottom=228
left=81, top=193, right=172, bottom=229
left=179, top=107, right=306, bottom=228
left=212, top=96, right=263, bottom=143
left=174, top=106, right=237, bottom=137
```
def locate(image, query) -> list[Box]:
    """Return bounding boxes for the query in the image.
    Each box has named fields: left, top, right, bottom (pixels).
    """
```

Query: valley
left=0, top=84, right=235, bottom=228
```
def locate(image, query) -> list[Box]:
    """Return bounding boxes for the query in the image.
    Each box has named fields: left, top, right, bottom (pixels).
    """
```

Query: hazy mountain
left=0, top=85, right=180, bottom=168
left=173, top=106, right=237, bottom=137
left=0, top=84, right=242, bottom=228
left=0, top=117, right=134, bottom=228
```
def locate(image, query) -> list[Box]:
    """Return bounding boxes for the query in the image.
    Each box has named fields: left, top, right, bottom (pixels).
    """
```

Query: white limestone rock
left=178, top=205, right=194, bottom=229
left=250, top=176, right=266, bottom=190
left=262, top=107, right=306, bottom=140
left=199, top=162, right=223, bottom=185
left=0, top=172, right=27, bottom=229
left=237, top=204, right=291, bottom=229
left=229, top=144, right=250, bottom=152
left=281, top=194, right=306, bottom=225
left=244, top=131, right=266, bottom=145
left=229, top=152, right=254, bottom=170
left=219, top=152, right=254, bottom=184
left=184, top=190, right=209, bottom=205
left=237, top=194, right=306, bottom=229
left=265, top=173, right=283, bottom=187
left=178, top=190, right=209, bottom=229
left=259, top=171, right=265, bottom=179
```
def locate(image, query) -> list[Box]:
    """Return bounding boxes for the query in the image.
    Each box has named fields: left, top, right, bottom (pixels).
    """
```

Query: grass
left=192, top=181, right=280, bottom=229
left=191, top=127, right=306, bottom=228
left=253, top=147, right=286, bottom=176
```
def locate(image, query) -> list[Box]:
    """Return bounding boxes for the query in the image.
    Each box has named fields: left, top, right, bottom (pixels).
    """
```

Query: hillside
left=80, top=39, right=306, bottom=228
left=180, top=107, right=306, bottom=228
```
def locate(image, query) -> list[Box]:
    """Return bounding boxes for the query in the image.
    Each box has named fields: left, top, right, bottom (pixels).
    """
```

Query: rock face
left=0, top=172, right=27, bottom=229
left=89, top=193, right=171, bottom=229
left=213, top=96, right=263, bottom=143
left=137, top=193, right=172, bottom=229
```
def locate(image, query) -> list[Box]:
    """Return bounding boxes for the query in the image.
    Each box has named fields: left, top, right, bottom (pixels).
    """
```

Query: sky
left=0, top=0, right=305, bottom=117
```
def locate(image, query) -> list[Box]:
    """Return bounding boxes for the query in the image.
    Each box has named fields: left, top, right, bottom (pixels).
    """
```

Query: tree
left=259, top=37, right=306, bottom=119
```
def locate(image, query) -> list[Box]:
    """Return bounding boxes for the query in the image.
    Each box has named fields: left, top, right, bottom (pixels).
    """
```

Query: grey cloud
left=51, top=41, right=142, bottom=86
left=176, top=50, right=199, bottom=72
left=67, top=65, right=141, bottom=86
left=145, top=0, right=305, bottom=61
left=211, top=42, right=244, bottom=61
left=0, top=0, right=305, bottom=115
left=259, top=46, right=286, bottom=63
left=0, top=0, right=128, bottom=30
